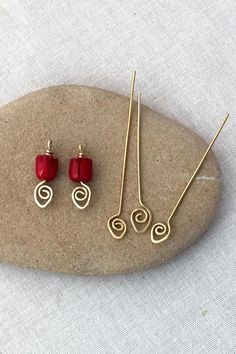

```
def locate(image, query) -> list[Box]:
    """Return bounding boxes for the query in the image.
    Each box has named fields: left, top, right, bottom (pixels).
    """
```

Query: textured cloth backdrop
left=0, top=1, right=235, bottom=353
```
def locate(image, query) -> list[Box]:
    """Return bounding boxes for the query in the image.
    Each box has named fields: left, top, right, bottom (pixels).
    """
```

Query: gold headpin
left=130, top=92, right=152, bottom=233
left=107, top=71, right=136, bottom=239
left=151, top=114, right=229, bottom=244
left=34, top=139, right=57, bottom=208
left=69, top=144, right=92, bottom=210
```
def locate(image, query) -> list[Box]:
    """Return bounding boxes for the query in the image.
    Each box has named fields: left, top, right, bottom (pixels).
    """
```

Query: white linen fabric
left=0, top=1, right=235, bottom=353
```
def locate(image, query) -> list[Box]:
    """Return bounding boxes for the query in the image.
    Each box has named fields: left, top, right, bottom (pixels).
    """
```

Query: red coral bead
left=69, top=157, right=92, bottom=183
left=36, top=155, right=58, bottom=181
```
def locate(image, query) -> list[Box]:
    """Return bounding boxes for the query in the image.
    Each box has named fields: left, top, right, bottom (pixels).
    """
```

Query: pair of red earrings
left=34, top=140, right=92, bottom=209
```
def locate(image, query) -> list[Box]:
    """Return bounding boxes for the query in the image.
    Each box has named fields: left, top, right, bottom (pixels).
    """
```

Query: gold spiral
left=131, top=206, right=152, bottom=233
left=151, top=221, right=171, bottom=244
left=72, top=182, right=91, bottom=209
left=34, top=180, right=53, bottom=208
left=107, top=214, right=127, bottom=239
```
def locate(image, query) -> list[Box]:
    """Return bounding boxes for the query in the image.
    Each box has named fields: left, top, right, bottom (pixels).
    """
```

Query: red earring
left=69, top=144, right=92, bottom=209
left=34, top=140, right=58, bottom=208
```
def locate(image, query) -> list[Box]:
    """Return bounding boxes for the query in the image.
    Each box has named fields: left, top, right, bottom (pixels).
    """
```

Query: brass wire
left=130, top=93, right=152, bottom=233
left=151, top=114, right=229, bottom=244
left=107, top=71, right=136, bottom=239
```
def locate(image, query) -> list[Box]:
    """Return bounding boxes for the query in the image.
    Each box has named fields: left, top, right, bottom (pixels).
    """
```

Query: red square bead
left=69, top=157, right=92, bottom=183
left=36, top=155, right=58, bottom=181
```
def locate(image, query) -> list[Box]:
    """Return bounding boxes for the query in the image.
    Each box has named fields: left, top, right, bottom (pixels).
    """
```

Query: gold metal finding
left=151, top=114, right=229, bottom=244
left=130, top=93, right=152, bottom=233
left=107, top=71, right=136, bottom=239
left=46, top=139, right=53, bottom=155
left=34, top=180, right=53, bottom=208
left=78, top=144, right=84, bottom=157
left=72, top=182, right=91, bottom=209
left=71, top=144, right=91, bottom=209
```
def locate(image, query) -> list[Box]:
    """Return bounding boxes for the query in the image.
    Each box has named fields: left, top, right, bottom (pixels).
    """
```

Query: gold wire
left=78, top=144, right=84, bottom=157
left=46, top=139, right=53, bottom=155
left=118, top=71, right=136, bottom=213
left=107, top=71, right=136, bottom=239
left=137, top=93, right=142, bottom=204
left=130, top=93, right=152, bottom=233
left=151, top=114, right=229, bottom=244
left=72, top=182, right=91, bottom=209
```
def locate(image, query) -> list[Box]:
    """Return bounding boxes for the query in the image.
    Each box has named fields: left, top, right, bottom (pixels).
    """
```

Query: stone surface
left=0, top=85, right=221, bottom=275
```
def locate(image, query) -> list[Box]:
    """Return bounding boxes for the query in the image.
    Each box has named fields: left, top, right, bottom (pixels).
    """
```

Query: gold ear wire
left=151, top=114, right=229, bottom=244
left=107, top=71, right=136, bottom=239
left=130, top=92, right=152, bottom=233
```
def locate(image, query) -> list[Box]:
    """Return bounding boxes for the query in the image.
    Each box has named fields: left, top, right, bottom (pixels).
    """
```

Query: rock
left=0, top=86, right=221, bottom=275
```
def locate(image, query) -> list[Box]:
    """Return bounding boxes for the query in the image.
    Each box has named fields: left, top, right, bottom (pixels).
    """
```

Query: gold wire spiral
left=72, top=182, right=91, bottom=209
left=34, top=180, right=53, bottom=208
left=108, top=71, right=136, bottom=239
left=150, top=114, right=229, bottom=245
left=131, top=205, right=152, bottom=233
left=107, top=214, right=127, bottom=240
left=151, top=221, right=171, bottom=244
